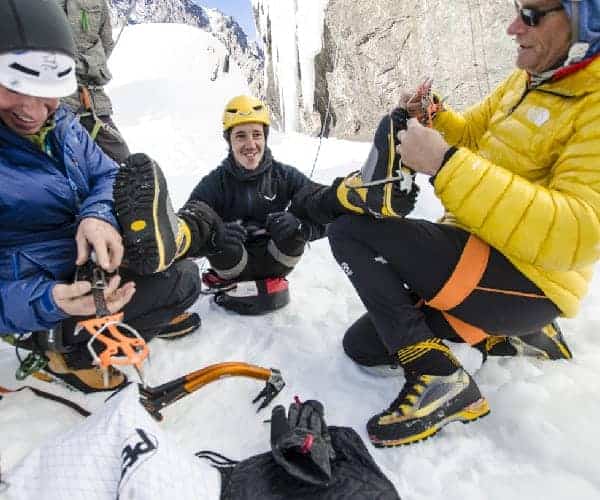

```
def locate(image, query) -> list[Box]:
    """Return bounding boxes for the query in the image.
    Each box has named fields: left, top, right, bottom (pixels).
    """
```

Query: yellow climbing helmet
left=222, top=95, right=271, bottom=132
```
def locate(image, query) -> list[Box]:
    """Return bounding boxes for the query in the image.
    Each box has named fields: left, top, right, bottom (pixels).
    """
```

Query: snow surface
left=1, top=22, right=600, bottom=500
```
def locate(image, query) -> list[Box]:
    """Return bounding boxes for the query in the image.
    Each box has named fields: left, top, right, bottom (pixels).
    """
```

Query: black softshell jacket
left=186, top=149, right=327, bottom=241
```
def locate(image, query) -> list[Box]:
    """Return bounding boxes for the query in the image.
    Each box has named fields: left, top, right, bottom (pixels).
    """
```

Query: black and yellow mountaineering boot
left=155, top=312, right=201, bottom=340
left=114, top=153, right=192, bottom=275
left=335, top=108, right=419, bottom=218
left=482, top=321, right=572, bottom=361
left=43, top=351, right=127, bottom=394
left=367, top=338, right=489, bottom=447
left=8, top=331, right=127, bottom=393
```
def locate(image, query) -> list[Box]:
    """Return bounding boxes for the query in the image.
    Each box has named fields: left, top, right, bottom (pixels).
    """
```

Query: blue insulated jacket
left=0, top=106, right=119, bottom=334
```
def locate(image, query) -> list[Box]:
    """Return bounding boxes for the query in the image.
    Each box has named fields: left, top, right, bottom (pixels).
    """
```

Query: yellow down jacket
left=433, top=57, right=600, bottom=317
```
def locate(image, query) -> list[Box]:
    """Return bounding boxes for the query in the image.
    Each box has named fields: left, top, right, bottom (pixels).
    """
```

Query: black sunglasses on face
left=514, top=2, right=564, bottom=26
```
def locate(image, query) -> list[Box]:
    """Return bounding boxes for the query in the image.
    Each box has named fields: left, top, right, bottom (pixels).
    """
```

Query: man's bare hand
left=398, top=78, right=433, bottom=118
left=76, top=217, right=123, bottom=272
left=397, top=118, right=450, bottom=176
left=52, top=275, right=136, bottom=317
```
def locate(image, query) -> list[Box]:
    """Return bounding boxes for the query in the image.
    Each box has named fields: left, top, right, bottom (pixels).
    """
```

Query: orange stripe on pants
left=426, top=235, right=490, bottom=345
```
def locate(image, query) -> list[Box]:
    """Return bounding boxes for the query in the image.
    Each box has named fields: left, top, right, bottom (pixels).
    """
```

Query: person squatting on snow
left=0, top=0, right=203, bottom=394
left=293, top=0, right=600, bottom=447
left=176, top=95, right=327, bottom=314
left=58, top=0, right=131, bottom=164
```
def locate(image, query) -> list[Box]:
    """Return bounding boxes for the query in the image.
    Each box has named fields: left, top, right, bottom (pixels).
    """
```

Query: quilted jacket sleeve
left=76, top=125, right=119, bottom=228
left=432, top=73, right=515, bottom=150
left=433, top=94, right=600, bottom=272
left=0, top=277, right=68, bottom=334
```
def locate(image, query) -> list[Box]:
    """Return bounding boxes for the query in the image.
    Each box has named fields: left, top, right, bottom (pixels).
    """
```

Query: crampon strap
left=74, top=261, right=149, bottom=374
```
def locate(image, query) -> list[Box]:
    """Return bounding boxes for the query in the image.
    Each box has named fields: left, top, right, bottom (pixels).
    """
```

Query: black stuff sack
left=197, top=426, right=400, bottom=500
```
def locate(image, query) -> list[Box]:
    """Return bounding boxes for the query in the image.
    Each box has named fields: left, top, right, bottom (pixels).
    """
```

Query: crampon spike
left=75, top=313, right=149, bottom=379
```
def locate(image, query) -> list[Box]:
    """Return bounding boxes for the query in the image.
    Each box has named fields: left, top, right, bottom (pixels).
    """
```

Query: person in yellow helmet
left=176, top=95, right=327, bottom=314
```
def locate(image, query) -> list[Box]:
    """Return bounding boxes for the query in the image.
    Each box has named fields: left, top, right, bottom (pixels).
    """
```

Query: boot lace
left=386, top=373, right=430, bottom=415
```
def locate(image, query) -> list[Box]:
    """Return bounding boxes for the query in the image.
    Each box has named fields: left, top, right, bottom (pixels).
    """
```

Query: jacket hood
left=561, top=0, right=600, bottom=58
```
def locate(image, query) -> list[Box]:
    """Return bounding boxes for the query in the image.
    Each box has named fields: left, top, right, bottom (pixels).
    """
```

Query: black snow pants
left=208, top=233, right=306, bottom=281
left=62, top=259, right=201, bottom=346
left=328, top=216, right=560, bottom=364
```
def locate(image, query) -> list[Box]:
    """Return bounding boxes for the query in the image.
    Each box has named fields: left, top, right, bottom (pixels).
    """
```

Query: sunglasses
left=514, top=2, right=564, bottom=27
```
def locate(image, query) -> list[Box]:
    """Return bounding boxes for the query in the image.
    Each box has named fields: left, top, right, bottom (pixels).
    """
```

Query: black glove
left=270, top=399, right=335, bottom=486
left=210, top=221, right=247, bottom=252
left=266, top=211, right=302, bottom=242
left=177, top=200, right=223, bottom=257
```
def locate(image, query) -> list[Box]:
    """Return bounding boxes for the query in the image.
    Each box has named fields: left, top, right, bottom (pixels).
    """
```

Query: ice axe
left=138, top=362, right=285, bottom=420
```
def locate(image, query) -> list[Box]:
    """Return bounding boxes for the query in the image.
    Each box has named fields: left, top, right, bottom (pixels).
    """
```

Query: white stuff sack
left=6, top=384, right=219, bottom=500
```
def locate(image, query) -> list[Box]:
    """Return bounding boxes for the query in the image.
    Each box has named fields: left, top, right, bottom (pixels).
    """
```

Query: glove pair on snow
left=270, top=399, right=336, bottom=487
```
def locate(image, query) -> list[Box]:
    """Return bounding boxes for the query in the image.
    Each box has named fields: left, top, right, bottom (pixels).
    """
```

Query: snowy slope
left=1, top=23, right=600, bottom=500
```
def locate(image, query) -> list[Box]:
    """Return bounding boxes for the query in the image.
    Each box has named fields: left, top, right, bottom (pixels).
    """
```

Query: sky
left=194, top=0, right=257, bottom=40
left=2, top=22, right=600, bottom=500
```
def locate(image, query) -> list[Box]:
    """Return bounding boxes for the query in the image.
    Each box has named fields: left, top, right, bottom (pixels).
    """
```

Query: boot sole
left=370, top=397, right=490, bottom=448
left=114, top=157, right=176, bottom=275
left=156, top=324, right=200, bottom=340
left=39, top=367, right=128, bottom=394
left=510, top=336, right=572, bottom=361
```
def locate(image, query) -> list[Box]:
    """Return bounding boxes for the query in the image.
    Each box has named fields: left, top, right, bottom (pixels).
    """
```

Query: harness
left=425, top=235, right=491, bottom=345
left=77, top=85, right=126, bottom=143
left=424, top=234, right=548, bottom=345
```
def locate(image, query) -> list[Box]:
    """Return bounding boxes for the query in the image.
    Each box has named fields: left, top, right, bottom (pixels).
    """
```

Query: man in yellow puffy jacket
left=305, top=0, right=600, bottom=448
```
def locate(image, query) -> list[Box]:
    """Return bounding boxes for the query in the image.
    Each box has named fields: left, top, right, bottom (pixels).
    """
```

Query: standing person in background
left=59, top=0, right=131, bottom=164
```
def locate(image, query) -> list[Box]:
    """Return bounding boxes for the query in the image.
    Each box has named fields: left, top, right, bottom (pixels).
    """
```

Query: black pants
left=79, top=114, right=131, bottom=165
left=328, top=216, right=559, bottom=362
left=62, top=259, right=201, bottom=346
left=209, top=234, right=306, bottom=281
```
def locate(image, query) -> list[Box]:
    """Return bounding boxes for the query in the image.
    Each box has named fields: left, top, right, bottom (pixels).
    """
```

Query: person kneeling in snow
left=176, top=95, right=327, bottom=315
left=294, top=0, right=597, bottom=447
left=0, top=0, right=202, bottom=394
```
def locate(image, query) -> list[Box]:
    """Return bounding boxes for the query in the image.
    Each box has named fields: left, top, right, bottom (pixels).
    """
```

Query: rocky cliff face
left=255, top=0, right=516, bottom=140
left=109, top=0, right=264, bottom=95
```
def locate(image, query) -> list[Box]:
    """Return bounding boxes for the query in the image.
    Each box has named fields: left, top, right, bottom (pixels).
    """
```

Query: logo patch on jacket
left=527, top=106, right=550, bottom=127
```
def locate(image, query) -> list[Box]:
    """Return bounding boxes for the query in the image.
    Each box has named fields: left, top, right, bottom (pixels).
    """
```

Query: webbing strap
left=90, top=118, right=104, bottom=140
left=0, top=385, right=91, bottom=417
left=426, top=234, right=490, bottom=345
left=426, top=234, right=490, bottom=311
left=441, top=312, right=488, bottom=346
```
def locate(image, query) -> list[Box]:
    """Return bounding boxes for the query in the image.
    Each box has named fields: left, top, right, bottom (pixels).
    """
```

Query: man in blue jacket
left=0, top=0, right=201, bottom=393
